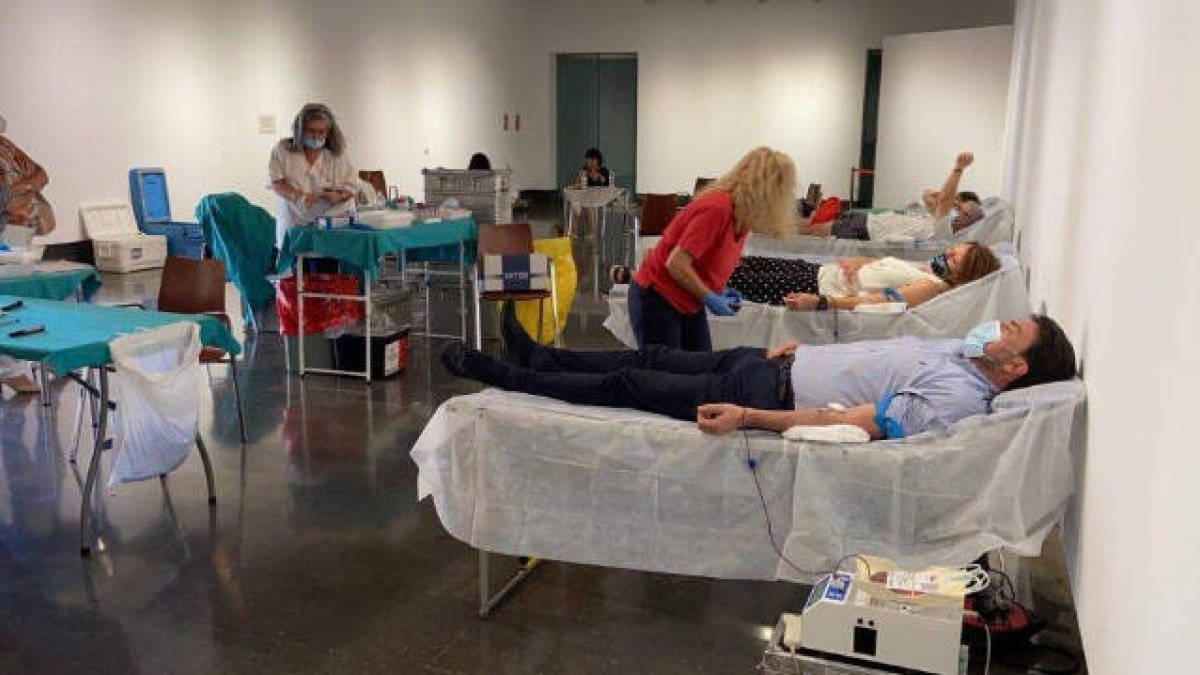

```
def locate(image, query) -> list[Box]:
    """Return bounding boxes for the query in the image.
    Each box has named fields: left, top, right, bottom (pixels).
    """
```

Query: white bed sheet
left=411, top=381, right=1084, bottom=582
left=604, top=254, right=1029, bottom=349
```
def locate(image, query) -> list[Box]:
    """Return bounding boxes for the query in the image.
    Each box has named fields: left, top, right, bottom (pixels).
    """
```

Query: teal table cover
left=0, top=295, right=241, bottom=375
left=195, top=193, right=278, bottom=313
left=0, top=264, right=102, bottom=301
left=276, top=217, right=477, bottom=279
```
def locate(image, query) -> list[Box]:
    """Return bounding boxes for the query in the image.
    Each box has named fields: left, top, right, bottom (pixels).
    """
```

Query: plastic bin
left=422, top=168, right=514, bottom=224
left=79, top=199, right=168, bottom=273
left=333, top=326, right=410, bottom=379
left=285, top=334, right=334, bottom=371
left=141, top=222, right=206, bottom=259
left=129, top=167, right=205, bottom=258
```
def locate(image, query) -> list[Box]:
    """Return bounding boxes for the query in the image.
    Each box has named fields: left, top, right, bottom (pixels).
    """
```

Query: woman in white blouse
left=268, top=103, right=357, bottom=248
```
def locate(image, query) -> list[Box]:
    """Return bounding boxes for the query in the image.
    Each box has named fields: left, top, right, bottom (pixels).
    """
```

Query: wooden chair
left=472, top=223, right=560, bottom=349
left=156, top=256, right=247, bottom=444
left=630, top=193, right=678, bottom=268
left=358, top=170, right=387, bottom=204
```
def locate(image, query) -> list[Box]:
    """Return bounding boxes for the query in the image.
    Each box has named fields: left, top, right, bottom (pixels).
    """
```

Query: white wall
left=526, top=0, right=1014, bottom=194
left=2, top=0, right=1013, bottom=245
left=0, top=0, right=535, bottom=245
left=873, top=26, right=1013, bottom=207
left=1007, top=1, right=1200, bottom=672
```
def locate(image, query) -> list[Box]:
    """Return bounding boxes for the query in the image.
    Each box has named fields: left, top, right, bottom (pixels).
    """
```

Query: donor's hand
left=767, top=341, right=800, bottom=360
left=697, top=403, right=745, bottom=435
left=784, top=292, right=820, bottom=311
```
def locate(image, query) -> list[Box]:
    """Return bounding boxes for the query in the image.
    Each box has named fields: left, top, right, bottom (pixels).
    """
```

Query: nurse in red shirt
left=631, top=147, right=798, bottom=350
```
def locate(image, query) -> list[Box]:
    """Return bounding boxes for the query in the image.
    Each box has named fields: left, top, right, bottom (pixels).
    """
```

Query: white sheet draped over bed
left=411, top=380, right=1083, bottom=582
left=605, top=254, right=1029, bottom=349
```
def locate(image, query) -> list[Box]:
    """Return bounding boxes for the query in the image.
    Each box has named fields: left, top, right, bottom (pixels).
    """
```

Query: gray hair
left=287, top=103, right=346, bottom=156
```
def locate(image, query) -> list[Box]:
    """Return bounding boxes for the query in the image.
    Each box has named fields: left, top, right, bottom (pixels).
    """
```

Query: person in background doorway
left=578, top=147, right=610, bottom=187
left=468, top=152, right=492, bottom=171
left=629, top=147, right=797, bottom=351
left=566, top=146, right=614, bottom=251
left=268, top=103, right=357, bottom=249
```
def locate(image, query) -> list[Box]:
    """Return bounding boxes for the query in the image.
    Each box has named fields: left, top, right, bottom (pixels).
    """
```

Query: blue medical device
left=128, top=167, right=206, bottom=259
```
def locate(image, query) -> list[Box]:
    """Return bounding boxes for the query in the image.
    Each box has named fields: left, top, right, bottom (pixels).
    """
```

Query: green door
left=556, top=54, right=638, bottom=191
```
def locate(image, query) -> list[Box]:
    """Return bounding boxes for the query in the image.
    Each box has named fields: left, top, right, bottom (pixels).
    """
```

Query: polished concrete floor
left=0, top=269, right=1087, bottom=674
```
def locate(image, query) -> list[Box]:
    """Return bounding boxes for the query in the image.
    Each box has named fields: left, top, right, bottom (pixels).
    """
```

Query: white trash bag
left=107, top=322, right=202, bottom=487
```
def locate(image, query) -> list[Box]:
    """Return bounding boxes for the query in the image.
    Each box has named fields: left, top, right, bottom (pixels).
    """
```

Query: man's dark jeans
left=500, top=343, right=789, bottom=421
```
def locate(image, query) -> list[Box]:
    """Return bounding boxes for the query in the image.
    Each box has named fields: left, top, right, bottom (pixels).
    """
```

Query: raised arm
left=930, top=152, right=974, bottom=219
left=696, top=403, right=882, bottom=439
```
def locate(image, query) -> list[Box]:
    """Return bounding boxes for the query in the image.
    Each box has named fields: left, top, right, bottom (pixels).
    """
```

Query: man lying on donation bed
left=440, top=303, right=1077, bottom=440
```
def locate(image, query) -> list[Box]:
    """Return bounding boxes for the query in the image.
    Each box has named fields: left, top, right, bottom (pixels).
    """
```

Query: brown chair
left=358, top=170, right=387, bottom=203
left=638, top=194, right=677, bottom=237
left=156, top=256, right=247, bottom=444
left=693, top=177, right=716, bottom=194
left=630, top=193, right=678, bottom=268
left=472, top=223, right=561, bottom=349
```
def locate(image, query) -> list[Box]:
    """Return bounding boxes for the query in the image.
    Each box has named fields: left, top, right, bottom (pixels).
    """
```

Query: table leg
left=80, top=367, right=109, bottom=556
left=39, top=363, right=51, bottom=408
left=459, top=241, right=467, bottom=343
left=364, top=277, right=372, bottom=384
left=297, top=254, right=306, bottom=377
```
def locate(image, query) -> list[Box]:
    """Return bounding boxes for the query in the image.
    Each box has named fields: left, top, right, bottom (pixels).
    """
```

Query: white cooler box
left=80, top=199, right=168, bottom=273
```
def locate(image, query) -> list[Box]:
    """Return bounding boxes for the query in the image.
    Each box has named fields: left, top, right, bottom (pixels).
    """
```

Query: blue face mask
left=303, top=136, right=325, bottom=150
left=930, top=253, right=950, bottom=280
left=963, top=320, right=1001, bottom=359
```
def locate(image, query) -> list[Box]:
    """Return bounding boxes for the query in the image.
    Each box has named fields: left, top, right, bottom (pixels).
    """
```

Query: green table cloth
left=0, top=263, right=102, bottom=301
left=195, top=193, right=278, bottom=314
left=0, top=295, right=240, bottom=375
left=276, top=217, right=477, bottom=279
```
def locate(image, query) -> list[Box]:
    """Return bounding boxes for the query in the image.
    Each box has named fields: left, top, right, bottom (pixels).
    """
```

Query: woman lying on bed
left=800, top=152, right=983, bottom=241
left=726, top=241, right=1001, bottom=311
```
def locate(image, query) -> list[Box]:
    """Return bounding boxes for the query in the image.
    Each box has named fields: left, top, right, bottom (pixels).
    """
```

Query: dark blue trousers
left=501, top=343, right=787, bottom=421
left=628, top=283, right=712, bottom=352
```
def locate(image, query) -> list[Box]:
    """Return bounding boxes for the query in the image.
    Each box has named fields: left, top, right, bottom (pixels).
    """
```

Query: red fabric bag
left=276, top=274, right=363, bottom=336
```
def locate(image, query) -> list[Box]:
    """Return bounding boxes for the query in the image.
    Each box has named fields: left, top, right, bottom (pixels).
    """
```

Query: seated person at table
left=440, top=305, right=1077, bottom=439
left=574, top=147, right=611, bottom=187
left=726, top=241, right=1000, bottom=310
left=801, top=152, right=984, bottom=241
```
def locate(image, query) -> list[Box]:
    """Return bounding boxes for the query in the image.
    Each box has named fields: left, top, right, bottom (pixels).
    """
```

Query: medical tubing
left=742, top=428, right=824, bottom=578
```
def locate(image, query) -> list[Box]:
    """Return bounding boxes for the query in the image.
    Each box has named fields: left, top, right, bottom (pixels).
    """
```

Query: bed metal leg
left=478, top=550, right=540, bottom=618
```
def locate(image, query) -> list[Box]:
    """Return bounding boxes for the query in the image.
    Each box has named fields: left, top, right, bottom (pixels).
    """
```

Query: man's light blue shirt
left=789, top=336, right=998, bottom=439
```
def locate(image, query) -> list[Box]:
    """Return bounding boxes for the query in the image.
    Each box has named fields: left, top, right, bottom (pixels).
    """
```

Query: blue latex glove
left=721, top=287, right=743, bottom=305
left=703, top=291, right=738, bottom=316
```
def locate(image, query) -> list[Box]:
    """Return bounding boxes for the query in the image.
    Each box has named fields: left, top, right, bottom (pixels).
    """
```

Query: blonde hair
left=706, top=147, right=797, bottom=235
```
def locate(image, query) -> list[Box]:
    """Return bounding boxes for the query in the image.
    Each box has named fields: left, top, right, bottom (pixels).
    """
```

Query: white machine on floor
left=768, top=557, right=989, bottom=675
